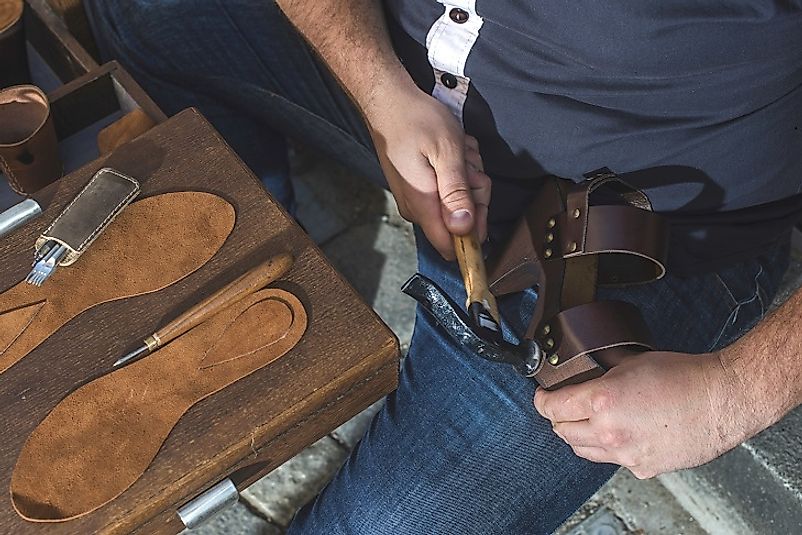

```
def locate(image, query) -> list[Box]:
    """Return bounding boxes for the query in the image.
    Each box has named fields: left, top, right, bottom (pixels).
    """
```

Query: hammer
left=453, top=232, right=503, bottom=343
left=402, top=231, right=542, bottom=377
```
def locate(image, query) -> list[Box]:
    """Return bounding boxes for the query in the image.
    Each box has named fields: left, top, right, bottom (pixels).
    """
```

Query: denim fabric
left=83, top=0, right=383, bottom=212
left=287, top=233, right=788, bottom=535
left=83, top=3, right=792, bottom=533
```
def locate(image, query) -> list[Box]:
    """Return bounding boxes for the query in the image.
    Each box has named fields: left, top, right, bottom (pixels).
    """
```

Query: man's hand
left=533, top=351, right=767, bottom=479
left=366, top=88, right=490, bottom=260
left=275, top=0, right=489, bottom=260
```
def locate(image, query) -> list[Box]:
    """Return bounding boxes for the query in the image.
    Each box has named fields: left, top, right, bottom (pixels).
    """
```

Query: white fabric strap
left=425, top=1, right=483, bottom=121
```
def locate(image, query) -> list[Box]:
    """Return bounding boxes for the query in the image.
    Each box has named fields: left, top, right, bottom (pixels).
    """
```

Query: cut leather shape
left=0, top=0, right=28, bottom=88
left=0, top=300, right=45, bottom=353
left=11, top=288, right=307, bottom=522
left=0, top=85, right=61, bottom=194
left=97, top=108, right=157, bottom=155
left=0, top=192, right=235, bottom=375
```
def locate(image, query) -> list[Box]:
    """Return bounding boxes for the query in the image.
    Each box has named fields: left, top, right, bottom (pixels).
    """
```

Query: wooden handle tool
left=113, top=253, right=294, bottom=367
left=453, top=231, right=503, bottom=342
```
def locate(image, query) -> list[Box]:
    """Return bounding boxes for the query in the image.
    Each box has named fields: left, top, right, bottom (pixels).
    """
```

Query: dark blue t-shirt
left=386, top=1, right=802, bottom=271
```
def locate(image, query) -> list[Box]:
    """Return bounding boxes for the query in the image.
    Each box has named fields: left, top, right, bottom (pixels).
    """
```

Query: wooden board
left=44, top=0, right=100, bottom=60
left=48, top=61, right=167, bottom=141
left=24, top=0, right=99, bottom=82
left=0, top=109, right=399, bottom=534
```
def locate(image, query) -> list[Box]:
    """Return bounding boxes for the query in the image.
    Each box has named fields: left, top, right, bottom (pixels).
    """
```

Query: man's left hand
left=533, top=351, right=761, bottom=479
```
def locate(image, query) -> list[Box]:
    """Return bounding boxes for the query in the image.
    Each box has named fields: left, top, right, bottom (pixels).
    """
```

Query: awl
left=114, top=252, right=294, bottom=367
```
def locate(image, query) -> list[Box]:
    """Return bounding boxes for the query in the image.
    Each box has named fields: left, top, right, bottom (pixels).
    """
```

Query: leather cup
left=0, top=85, right=62, bottom=195
left=0, top=0, right=29, bottom=88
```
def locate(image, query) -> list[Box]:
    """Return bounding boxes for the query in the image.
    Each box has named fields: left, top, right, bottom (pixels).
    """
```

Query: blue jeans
left=85, top=3, right=790, bottom=533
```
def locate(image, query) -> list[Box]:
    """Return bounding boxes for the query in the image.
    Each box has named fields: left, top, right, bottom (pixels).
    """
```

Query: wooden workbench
left=0, top=109, right=399, bottom=534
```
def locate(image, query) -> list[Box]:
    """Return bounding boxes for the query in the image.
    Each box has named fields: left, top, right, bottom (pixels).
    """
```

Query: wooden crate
left=2, top=0, right=165, bottom=195
left=23, top=0, right=98, bottom=83
left=48, top=61, right=166, bottom=143
left=0, top=109, right=400, bottom=534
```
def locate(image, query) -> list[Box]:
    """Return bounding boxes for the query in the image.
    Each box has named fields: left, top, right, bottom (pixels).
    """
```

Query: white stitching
left=0, top=153, right=24, bottom=193
left=40, top=169, right=139, bottom=262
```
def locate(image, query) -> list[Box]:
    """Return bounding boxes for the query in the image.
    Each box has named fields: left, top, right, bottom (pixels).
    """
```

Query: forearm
left=719, top=283, right=802, bottom=434
left=275, top=0, right=417, bottom=118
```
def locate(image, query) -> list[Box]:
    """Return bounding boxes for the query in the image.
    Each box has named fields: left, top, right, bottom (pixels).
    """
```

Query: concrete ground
left=186, top=155, right=710, bottom=535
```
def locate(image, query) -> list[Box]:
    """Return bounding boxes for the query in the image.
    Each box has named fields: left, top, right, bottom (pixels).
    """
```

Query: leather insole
left=11, top=288, right=307, bottom=522
left=0, top=192, right=235, bottom=374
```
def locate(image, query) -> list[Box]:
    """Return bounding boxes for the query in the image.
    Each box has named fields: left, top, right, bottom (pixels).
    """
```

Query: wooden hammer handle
left=454, top=232, right=500, bottom=322
left=152, top=253, right=294, bottom=347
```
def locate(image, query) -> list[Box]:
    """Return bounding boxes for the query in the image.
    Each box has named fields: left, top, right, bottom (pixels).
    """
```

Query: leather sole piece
left=10, top=288, right=307, bottom=522
left=0, top=191, right=236, bottom=374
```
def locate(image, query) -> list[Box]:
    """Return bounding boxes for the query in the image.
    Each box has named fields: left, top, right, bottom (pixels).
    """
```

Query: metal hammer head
left=401, top=273, right=542, bottom=377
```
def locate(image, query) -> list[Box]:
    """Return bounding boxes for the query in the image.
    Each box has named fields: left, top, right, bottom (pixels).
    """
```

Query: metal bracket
left=0, top=199, right=41, bottom=239
left=177, top=478, right=239, bottom=530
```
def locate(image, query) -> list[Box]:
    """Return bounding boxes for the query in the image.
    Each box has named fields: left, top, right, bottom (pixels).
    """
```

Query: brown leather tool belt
left=487, top=168, right=669, bottom=390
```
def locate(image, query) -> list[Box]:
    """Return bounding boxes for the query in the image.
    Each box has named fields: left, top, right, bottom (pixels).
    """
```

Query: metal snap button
left=440, top=72, right=458, bottom=89
left=449, top=8, right=469, bottom=23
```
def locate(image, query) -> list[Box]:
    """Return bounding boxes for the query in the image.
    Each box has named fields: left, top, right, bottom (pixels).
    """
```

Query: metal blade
left=401, top=273, right=542, bottom=376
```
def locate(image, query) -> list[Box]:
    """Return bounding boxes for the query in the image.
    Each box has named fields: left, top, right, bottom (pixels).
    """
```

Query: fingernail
left=450, top=209, right=472, bottom=226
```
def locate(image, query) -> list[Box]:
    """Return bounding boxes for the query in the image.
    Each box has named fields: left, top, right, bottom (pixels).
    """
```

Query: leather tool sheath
left=0, top=0, right=29, bottom=88
left=487, top=168, right=669, bottom=390
left=0, top=85, right=62, bottom=194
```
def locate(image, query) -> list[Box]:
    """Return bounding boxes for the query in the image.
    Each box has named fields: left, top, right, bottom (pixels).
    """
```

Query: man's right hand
left=364, top=87, right=491, bottom=260
left=275, top=0, right=489, bottom=259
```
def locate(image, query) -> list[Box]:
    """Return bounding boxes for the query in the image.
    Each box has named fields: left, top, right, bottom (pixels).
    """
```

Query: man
left=84, top=1, right=802, bottom=533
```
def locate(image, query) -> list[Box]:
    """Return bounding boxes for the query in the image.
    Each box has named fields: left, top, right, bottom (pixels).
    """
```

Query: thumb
left=432, top=147, right=475, bottom=235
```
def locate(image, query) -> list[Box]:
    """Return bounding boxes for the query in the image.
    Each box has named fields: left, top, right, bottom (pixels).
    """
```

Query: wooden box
left=0, top=109, right=400, bottom=534
left=23, top=0, right=98, bottom=85
left=1, top=0, right=165, bottom=199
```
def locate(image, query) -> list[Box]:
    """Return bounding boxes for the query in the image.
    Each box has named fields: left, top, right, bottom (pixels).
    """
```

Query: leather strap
left=487, top=168, right=669, bottom=389
left=539, top=301, right=653, bottom=364
left=559, top=205, right=667, bottom=284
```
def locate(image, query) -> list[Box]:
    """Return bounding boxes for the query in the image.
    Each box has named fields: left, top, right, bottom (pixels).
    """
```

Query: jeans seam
left=713, top=272, right=738, bottom=306
left=707, top=265, right=764, bottom=351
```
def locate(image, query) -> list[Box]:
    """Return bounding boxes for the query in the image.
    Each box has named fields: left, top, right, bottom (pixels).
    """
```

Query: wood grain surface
left=454, top=231, right=500, bottom=321
left=0, top=109, right=399, bottom=534
left=24, top=0, right=99, bottom=83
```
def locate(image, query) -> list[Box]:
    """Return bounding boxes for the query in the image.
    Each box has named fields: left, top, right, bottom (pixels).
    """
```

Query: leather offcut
left=0, top=191, right=236, bottom=374
left=10, top=288, right=307, bottom=522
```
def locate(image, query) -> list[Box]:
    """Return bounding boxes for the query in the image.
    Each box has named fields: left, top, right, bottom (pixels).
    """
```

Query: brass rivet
left=572, top=208, right=581, bottom=219
left=546, top=338, right=555, bottom=348
left=548, top=354, right=560, bottom=365
left=542, top=325, right=551, bottom=335
left=545, top=232, right=554, bottom=243
left=544, top=248, right=552, bottom=258
left=567, top=241, right=577, bottom=253
left=547, top=218, right=556, bottom=228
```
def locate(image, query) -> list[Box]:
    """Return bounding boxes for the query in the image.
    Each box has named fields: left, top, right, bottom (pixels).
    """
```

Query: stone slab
left=330, top=399, right=384, bottom=450
left=183, top=502, right=280, bottom=535
left=557, top=470, right=704, bottom=535
left=241, top=437, right=349, bottom=528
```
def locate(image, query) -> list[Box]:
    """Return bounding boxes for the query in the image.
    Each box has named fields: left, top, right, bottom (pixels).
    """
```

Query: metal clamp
left=0, top=199, right=41, bottom=239
left=177, top=478, right=239, bottom=530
